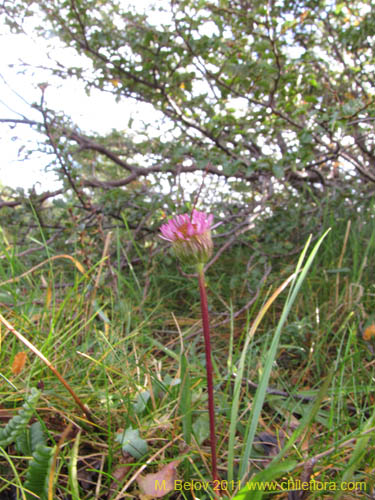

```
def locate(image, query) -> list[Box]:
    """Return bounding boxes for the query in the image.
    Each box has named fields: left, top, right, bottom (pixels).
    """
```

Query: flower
left=160, top=210, right=214, bottom=265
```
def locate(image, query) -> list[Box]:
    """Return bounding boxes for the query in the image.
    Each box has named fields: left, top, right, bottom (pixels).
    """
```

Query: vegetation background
left=0, top=0, right=375, bottom=498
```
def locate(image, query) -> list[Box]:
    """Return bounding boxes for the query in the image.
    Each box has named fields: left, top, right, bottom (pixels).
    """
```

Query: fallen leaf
left=12, top=352, right=27, bottom=375
left=137, top=460, right=180, bottom=498
left=108, top=453, right=134, bottom=495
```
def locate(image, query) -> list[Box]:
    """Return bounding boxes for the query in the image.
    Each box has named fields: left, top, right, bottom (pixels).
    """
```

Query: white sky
left=0, top=0, right=161, bottom=193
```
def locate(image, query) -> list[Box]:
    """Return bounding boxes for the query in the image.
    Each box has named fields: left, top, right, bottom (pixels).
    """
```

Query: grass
left=0, top=210, right=375, bottom=499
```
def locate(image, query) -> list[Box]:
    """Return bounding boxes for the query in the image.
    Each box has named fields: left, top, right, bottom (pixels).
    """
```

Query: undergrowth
left=0, top=209, right=375, bottom=499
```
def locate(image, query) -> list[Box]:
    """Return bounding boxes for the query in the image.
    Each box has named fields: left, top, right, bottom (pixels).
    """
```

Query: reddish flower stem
left=197, top=268, right=219, bottom=487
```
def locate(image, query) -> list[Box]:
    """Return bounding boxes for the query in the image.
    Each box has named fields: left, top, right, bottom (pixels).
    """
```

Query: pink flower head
left=160, top=210, right=214, bottom=264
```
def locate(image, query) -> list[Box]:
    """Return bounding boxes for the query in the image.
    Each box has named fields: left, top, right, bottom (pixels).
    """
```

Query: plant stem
left=197, top=266, right=219, bottom=485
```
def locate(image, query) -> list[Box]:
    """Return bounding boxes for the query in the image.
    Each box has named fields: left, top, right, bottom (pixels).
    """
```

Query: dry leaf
left=12, top=352, right=27, bottom=375
left=46, top=282, right=53, bottom=308
left=71, top=257, right=85, bottom=274
left=137, top=460, right=180, bottom=499
left=108, top=454, right=134, bottom=495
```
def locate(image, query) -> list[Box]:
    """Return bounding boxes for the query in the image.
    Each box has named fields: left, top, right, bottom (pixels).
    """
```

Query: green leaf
left=272, top=164, right=284, bottom=179
left=192, top=414, right=210, bottom=445
left=30, top=421, right=46, bottom=452
left=16, top=421, right=46, bottom=456
left=24, top=444, right=54, bottom=500
left=299, top=131, right=313, bottom=144
left=115, top=427, right=148, bottom=459
left=15, top=428, right=32, bottom=456
left=133, top=391, right=150, bottom=414
left=0, top=388, right=40, bottom=448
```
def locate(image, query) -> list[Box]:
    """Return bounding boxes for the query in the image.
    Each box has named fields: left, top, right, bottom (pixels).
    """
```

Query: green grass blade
left=179, top=353, right=192, bottom=445
left=232, top=459, right=298, bottom=500
left=238, top=229, right=331, bottom=481
left=333, top=415, right=375, bottom=499
left=68, top=430, right=82, bottom=500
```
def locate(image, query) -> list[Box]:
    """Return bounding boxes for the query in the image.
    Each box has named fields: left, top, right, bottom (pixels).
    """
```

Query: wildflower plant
left=160, top=210, right=214, bottom=266
left=160, top=209, right=219, bottom=485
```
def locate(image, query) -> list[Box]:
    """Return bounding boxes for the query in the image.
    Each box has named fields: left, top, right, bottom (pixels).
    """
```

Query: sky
left=0, top=1, right=160, bottom=193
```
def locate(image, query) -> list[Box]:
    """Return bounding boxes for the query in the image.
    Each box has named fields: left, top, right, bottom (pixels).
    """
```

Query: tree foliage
left=1, top=0, right=375, bottom=257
